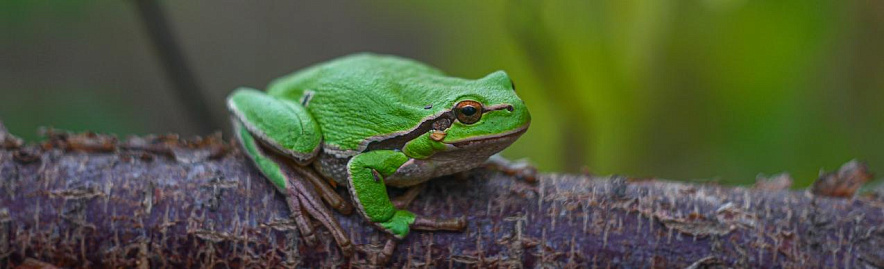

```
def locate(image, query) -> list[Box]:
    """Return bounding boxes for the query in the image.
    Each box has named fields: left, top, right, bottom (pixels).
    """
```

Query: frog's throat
left=321, top=103, right=521, bottom=158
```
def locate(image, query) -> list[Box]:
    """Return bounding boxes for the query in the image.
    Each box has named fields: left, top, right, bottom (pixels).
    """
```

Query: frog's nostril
left=486, top=104, right=515, bottom=113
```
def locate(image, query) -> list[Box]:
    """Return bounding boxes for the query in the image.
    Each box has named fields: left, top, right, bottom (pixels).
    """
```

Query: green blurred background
left=2, top=1, right=882, bottom=187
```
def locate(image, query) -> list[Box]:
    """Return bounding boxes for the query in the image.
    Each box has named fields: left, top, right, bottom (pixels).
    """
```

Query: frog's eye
left=455, top=100, right=483, bottom=124
left=509, top=78, right=516, bottom=91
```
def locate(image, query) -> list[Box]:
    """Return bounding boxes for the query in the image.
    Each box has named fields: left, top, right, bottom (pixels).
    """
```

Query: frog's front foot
left=347, top=150, right=468, bottom=239
left=376, top=210, right=467, bottom=239
left=364, top=214, right=464, bottom=265
left=378, top=210, right=417, bottom=239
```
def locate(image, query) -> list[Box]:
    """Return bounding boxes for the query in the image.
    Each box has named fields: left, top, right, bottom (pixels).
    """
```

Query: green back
left=267, top=53, right=522, bottom=155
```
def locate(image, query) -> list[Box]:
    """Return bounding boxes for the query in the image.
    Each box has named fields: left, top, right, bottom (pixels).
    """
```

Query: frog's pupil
left=461, top=106, right=477, bottom=116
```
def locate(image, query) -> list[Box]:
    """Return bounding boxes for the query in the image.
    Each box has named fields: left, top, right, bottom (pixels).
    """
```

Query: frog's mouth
left=445, top=123, right=529, bottom=148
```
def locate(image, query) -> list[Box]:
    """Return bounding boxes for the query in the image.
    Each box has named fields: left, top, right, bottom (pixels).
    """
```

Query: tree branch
left=132, top=0, right=219, bottom=134
left=1, top=126, right=883, bottom=268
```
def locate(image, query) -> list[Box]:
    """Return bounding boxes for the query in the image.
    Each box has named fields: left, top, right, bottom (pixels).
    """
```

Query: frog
left=226, top=53, right=531, bottom=257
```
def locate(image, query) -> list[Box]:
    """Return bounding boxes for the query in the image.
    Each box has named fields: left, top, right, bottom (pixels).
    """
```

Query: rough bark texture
left=1, top=127, right=884, bottom=268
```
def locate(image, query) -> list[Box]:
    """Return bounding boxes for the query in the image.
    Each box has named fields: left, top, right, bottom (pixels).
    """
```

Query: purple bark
left=1, top=129, right=883, bottom=268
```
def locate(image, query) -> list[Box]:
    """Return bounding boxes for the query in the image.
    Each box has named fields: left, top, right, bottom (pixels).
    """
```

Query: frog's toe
left=378, top=210, right=417, bottom=239
left=338, top=239, right=355, bottom=257
left=289, top=164, right=353, bottom=215
left=285, top=171, right=354, bottom=256
left=376, top=238, right=397, bottom=265
left=412, top=215, right=467, bottom=231
left=355, top=238, right=397, bottom=265
left=283, top=194, right=318, bottom=246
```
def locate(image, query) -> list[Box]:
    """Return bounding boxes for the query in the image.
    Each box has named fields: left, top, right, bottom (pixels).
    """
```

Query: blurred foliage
left=1, top=1, right=882, bottom=187
left=380, top=0, right=883, bottom=187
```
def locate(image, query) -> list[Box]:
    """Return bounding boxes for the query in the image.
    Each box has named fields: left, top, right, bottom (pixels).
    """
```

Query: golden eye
left=455, top=100, right=483, bottom=124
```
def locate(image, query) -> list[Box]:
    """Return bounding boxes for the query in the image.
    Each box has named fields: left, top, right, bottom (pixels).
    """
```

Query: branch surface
left=1, top=128, right=883, bottom=268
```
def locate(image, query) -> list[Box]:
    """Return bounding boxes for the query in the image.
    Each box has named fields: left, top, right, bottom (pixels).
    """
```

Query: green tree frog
left=227, top=53, right=530, bottom=256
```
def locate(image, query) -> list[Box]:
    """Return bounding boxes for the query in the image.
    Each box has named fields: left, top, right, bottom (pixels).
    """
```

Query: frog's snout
left=484, top=103, right=515, bottom=113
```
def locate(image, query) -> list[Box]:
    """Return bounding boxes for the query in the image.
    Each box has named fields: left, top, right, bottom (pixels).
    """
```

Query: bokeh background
left=2, top=1, right=882, bottom=187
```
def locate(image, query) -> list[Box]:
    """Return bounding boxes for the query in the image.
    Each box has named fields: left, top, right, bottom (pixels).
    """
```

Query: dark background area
left=2, top=1, right=882, bottom=187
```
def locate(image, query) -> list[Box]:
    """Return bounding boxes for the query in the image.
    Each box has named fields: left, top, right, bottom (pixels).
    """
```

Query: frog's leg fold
left=227, top=87, right=321, bottom=165
left=234, top=121, right=353, bottom=256
left=347, top=150, right=466, bottom=238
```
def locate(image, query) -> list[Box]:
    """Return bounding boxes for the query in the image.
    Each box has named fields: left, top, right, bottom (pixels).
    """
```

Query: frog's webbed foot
left=269, top=151, right=354, bottom=256
left=484, top=154, right=538, bottom=183
left=234, top=120, right=354, bottom=256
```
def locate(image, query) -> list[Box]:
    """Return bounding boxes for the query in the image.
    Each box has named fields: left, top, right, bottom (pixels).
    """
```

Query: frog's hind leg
left=289, top=164, right=353, bottom=214
left=273, top=155, right=353, bottom=256
left=233, top=122, right=317, bottom=241
left=234, top=120, right=353, bottom=256
left=227, top=88, right=322, bottom=165
left=229, top=89, right=353, bottom=219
